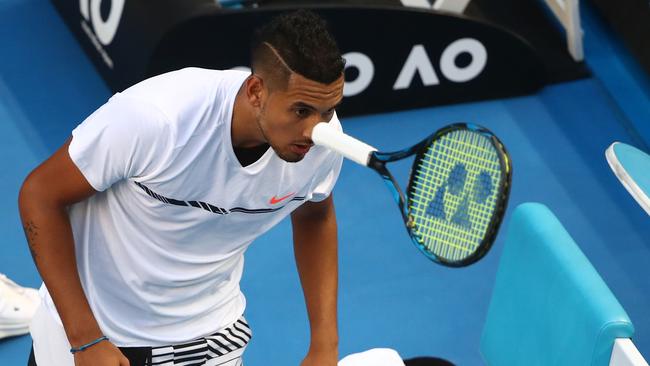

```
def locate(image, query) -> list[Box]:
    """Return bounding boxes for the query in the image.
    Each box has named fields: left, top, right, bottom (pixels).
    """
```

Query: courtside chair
left=480, top=203, right=648, bottom=366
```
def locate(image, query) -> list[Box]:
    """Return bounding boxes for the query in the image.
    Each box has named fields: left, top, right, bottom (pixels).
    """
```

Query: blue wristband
left=70, top=335, right=109, bottom=354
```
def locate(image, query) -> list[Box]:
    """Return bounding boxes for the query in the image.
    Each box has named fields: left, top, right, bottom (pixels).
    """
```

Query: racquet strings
left=408, top=129, right=503, bottom=262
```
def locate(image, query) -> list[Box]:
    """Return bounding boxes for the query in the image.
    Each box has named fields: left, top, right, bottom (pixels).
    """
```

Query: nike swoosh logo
left=269, top=192, right=295, bottom=205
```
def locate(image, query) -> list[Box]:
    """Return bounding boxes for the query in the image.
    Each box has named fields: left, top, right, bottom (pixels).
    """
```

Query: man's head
left=243, top=9, right=346, bottom=162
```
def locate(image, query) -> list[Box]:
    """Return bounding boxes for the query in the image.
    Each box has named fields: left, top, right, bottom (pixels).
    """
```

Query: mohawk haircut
left=250, top=9, right=346, bottom=89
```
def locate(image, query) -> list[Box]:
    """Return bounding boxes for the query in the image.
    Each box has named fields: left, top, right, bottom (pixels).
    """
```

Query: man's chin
left=274, top=149, right=305, bottom=163
left=279, top=154, right=305, bottom=163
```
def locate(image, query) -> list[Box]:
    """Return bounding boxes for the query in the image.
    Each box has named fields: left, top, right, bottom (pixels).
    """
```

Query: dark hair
left=250, top=9, right=346, bottom=87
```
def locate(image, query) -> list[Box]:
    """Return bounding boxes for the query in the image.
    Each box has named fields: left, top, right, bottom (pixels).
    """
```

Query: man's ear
left=246, top=75, right=265, bottom=108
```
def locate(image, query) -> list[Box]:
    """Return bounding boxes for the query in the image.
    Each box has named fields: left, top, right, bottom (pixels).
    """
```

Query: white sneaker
left=0, top=273, right=40, bottom=339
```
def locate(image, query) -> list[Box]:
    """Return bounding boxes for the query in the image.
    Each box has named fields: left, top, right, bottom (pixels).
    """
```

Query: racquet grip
left=312, top=122, right=377, bottom=166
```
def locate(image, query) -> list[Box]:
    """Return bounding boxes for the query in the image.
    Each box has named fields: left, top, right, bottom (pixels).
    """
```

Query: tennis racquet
left=312, top=122, right=512, bottom=267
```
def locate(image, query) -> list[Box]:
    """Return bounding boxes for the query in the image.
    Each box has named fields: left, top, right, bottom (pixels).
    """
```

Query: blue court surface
left=1, top=1, right=649, bottom=365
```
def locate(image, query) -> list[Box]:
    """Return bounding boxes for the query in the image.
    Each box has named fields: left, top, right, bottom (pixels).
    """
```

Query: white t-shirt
left=41, top=68, right=343, bottom=347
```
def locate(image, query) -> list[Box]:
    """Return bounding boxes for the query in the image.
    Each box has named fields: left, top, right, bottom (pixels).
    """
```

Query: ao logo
left=233, top=39, right=487, bottom=98
left=343, top=39, right=487, bottom=97
left=79, top=0, right=125, bottom=46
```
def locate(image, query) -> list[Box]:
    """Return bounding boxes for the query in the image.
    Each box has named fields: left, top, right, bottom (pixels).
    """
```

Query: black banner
left=50, top=0, right=213, bottom=93
left=51, top=1, right=547, bottom=116
left=590, top=0, right=650, bottom=78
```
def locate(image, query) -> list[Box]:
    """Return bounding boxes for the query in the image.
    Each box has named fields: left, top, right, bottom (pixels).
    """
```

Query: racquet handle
left=311, top=122, right=377, bottom=166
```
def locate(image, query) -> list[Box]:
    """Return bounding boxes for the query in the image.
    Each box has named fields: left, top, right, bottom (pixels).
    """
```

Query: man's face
left=257, top=73, right=344, bottom=163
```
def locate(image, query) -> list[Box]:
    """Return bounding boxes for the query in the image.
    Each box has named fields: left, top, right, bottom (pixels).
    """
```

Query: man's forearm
left=19, top=188, right=102, bottom=346
left=291, top=197, right=339, bottom=352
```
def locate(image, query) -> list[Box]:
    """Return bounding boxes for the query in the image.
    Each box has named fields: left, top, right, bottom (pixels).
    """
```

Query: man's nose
left=303, top=117, right=325, bottom=143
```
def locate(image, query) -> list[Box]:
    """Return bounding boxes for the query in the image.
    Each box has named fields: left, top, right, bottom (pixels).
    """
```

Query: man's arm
left=291, top=194, right=339, bottom=366
left=19, top=139, right=129, bottom=366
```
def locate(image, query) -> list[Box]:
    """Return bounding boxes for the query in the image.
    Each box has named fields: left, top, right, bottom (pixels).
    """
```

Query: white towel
left=339, top=348, right=405, bottom=366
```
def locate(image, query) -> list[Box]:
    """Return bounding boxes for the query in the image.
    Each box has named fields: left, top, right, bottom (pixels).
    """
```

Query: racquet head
left=406, top=123, right=511, bottom=266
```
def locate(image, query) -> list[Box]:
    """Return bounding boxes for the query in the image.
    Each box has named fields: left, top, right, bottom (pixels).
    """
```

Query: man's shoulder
left=115, top=68, right=248, bottom=123
left=156, top=67, right=248, bottom=82
left=122, top=68, right=247, bottom=98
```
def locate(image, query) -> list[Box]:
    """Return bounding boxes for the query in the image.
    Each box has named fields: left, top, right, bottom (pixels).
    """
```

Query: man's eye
left=295, top=108, right=310, bottom=118
left=323, top=109, right=335, bottom=120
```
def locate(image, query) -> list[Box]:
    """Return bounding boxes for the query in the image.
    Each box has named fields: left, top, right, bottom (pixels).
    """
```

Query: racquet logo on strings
left=426, top=162, right=495, bottom=229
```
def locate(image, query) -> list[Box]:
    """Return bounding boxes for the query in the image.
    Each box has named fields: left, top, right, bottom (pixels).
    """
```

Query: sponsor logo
left=79, top=0, right=125, bottom=68
left=233, top=39, right=487, bottom=98
left=344, top=39, right=488, bottom=97
left=269, top=192, right=295, bottom=205
left=426, top=162, right=494, bottom=229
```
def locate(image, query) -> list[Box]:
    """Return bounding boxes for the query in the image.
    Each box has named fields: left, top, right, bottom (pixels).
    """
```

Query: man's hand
left=73, top=341, right=130, bottom=366
left=301, top=346, right=338, bottom=366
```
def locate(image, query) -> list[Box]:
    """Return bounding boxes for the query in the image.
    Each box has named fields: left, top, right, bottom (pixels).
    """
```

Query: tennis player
left=19, top=9, right=345, bottom=366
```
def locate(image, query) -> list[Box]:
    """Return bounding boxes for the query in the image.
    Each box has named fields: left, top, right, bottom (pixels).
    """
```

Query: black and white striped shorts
left=147, top=316, right=252, bottom=366
left=29, top=314, right=252, bottom=366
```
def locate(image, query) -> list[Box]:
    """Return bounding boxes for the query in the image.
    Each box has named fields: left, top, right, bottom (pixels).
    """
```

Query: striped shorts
left=30, top=303, right=251, bottom=366
left=148, top=317, right=252, bottom=366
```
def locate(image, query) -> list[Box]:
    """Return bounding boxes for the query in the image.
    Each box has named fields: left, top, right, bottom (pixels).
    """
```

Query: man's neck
left=231, top=83, right=264, bottom=149
left=233, top=143, right=270, bottom=167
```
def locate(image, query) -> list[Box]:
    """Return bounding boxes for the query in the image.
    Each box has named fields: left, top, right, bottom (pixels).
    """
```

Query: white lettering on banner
left=80, top=0, right=125, bottom=46
left=81, top=20, right=114, bottom=69
left=394, top=40, right=487, bottom=90
left=234, top=39, right=487, bottom=98
left=91, top=0, right=125, bottom=45
left=342, top=52, right=374, bottom=97
left=79, top=0, right=125, bottom=69
left=79, top=0, right=89, bottom=20
left=393, top=44, right=440, bottom=90
left=439, top=38, right=487, bottom=82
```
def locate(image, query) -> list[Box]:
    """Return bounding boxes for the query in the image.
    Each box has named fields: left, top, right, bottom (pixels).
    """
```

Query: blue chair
left=606, top=142, right=650, bottom=216
left=480, top=203, right=645, bottom=366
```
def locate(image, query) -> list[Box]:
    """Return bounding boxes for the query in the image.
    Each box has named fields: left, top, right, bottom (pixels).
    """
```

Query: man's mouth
left=290, top=143, right=312, bottom=155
